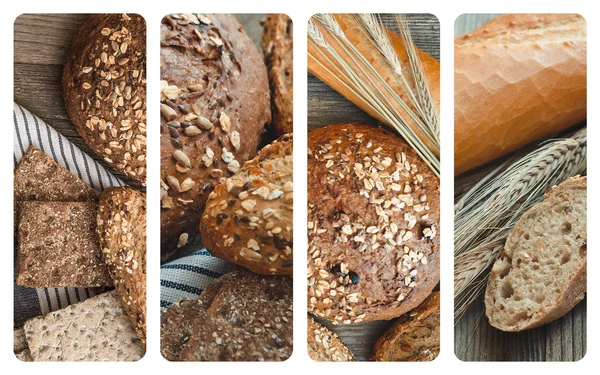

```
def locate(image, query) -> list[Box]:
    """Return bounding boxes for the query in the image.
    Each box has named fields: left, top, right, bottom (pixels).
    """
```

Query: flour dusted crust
left=200, top=135, right=293, bottom=275
left=63, top=14, right=147, bottom=183
left=97, top=186, right=146, bottom=345
left=307, top=124, right=440, bottom=323
left=160, top=14, right=270, bottom=261
left=307, top=317, right=354, bottom=362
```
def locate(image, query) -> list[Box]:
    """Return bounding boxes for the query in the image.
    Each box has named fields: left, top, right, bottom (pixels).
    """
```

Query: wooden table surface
left=308, top=14, right=440, bottom=361
left=453, top=14, right=587, bottom=362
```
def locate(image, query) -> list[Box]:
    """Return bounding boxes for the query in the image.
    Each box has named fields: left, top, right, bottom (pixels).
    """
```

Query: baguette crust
left=455, top=14, right=586, bottom=175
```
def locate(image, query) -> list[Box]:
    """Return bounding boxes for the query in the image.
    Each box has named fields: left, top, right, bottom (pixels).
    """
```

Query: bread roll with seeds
left=63, top=14, right=147, bottom=184
left=200, top=134, right=293, bottom=275
left=97, top=186, right=146, bottom=345
left=372, top=291, right=440, bottom=361
left=160, top=14, right=271, bottom=261
left=485, top=176, right=586, bottom=332
left=261, top=14, right=293, bottom=136
left=308, top=317, right=354, bottom=361
left=307, top=123, right=440, bottom=323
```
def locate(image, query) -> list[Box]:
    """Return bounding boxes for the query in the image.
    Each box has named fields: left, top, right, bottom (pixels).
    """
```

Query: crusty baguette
left=455, top=14, right=586, bottom=175
left=308, top=14, right=440, bottom=157
left=484, top=176, right=586, bottom=332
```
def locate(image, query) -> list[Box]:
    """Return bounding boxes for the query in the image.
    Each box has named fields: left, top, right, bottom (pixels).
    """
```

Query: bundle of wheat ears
left=308, top=14, right=440, bottom=175
left=454, top=128, right=587, bottom=321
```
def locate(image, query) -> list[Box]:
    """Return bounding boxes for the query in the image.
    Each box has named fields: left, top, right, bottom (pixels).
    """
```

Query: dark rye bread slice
left=372, top=291, right=440, bottom=361
left=161, top=270, right=293, bottom=361
left=307, top=123, right=440, bottom=323
left=200, top=135, right=293, bottom=275
left=261, top=14, right=293, bottom=136
left=485, top=176, right=586, bottom=332
left=23, top=290, right=144, bottom=361
left=308, top=317, right=354, bottom=362
left=97, top=186, right=146, bottom=345
left=17, top=201, right=112, bottom=288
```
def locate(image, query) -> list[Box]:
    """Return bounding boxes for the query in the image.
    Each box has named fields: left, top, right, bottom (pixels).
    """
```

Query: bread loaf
left=455, top=14, right=586, bottom=175
left=308, top=317, right=354, bottom=361
left=160, top=13, right=270, bottom=261
left=485, top=176, right=586, bottom=331
left=307, top=124, right=440, bottom=323
left=200, top=135, right=293, bottom=275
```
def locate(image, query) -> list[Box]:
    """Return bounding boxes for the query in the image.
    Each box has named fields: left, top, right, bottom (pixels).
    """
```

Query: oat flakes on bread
left=308, top=317, right=354, bottom=362
left=485, top=176, right=586, bottom=332
left=23, top=290, right=144, bottom=361
left=17, top=201, right=112, bottom=288
left=261, top=14, right=293, bottom=136
left=160, top=14, right=271, bottom=261
left=97, top=186, right=146, bottom=345
left=63, top=14, right=147, bottom=184
left=372, top=291, right=440, bottom=361
left=161, top=269, right=292, bottom=361
left=307, top=123, right=440, bottom=323
left=200, top=134, right=293, bottom=275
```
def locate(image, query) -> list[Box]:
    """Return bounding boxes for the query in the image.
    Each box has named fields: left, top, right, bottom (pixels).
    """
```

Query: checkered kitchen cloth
left=13, top=103, right=124, bottom=328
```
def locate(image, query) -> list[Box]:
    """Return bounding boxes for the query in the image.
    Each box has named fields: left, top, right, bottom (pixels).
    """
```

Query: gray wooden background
left=308, top=14, right=440, bottom=361
left=453, top=14, right=587, bottom=362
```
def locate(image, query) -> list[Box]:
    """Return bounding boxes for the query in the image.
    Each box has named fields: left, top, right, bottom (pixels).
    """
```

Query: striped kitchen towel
left=13, top=103, right=124, bottom=328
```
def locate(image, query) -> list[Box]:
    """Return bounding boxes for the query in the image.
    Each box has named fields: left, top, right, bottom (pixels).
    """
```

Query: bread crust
left=308, top=317, right=354, bottom=362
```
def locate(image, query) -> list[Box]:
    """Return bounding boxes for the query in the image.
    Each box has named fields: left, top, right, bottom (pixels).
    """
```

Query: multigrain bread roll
left=308, top=317, right=354, bottom=362
left=160, top=14, right=271, bottom=261
left=200, top=135, right=293, bottom=275
left=63, top=14, right=147, bottom=183
left=261, top=14, right=293, bottom=136
left=372, top=291, right=439, bottom=361
left=97, top=186, right=146, bottom=345
left=307, top=124, right=440, bottom=323
left=485, top=176, right=586, bottom=332
left=455, top=14, right=586, bottom=175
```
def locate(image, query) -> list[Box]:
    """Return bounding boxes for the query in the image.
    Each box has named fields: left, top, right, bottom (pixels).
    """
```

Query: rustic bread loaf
left=200, top=135, right=293, bottom=275
left=97, top=186, right=146, bottom=345
left=455, top=14, right=586, bottom=175
left=372, top=291, right=439, bottom=361
left=161, top=269, right=292, bottom=361
left=261, top=14, right=293, bottom=136
left=14, top=328, right=31, bottom=361
left=308, top=317, right=355, bottom=361
left=307, top=123, right=440, bottom=323
left=160, top=13, right=271, bottom=261
left=23, top=290, right=144, bottom=361
left=17, top=201, right=112, bottom=288
left=485, top=176, right=586, bottom=332
left=63, top=14, right=147, bottom=183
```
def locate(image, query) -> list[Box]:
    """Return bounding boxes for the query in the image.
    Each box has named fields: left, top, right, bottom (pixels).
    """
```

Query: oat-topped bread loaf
left=23, top=290, right=144, bottom=361
left=261, top=14, right=293, bottom=136
left=16, top=201, right=112, bottom=288
left=372, top=291, right=440, bottom=361
left=161, top=269, right=292, bottom=361
left=97, top=186, right=146, bottom=345
left=200, top=134, right=293, bottom=275
left=485, top=176, right=586, bottom=332
left=63, top=14, right=146, bottom=184
left=308, top=317, right=354, bottom=362
left=307, top=123, right=440, bottom=323
left=160, top=14, right=271, bottom=261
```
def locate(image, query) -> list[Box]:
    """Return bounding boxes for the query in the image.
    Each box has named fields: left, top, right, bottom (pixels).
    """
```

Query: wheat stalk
left=454, top=128, right=587, bottom=321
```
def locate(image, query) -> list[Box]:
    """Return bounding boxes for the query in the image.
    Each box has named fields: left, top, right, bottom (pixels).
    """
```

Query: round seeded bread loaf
left=160, top=269, right=292, bottom=361
left=200, top=134, right=293, bottom=275
left=160, top=13, right=271, bottom=262
left=372, top=291, right=440, bottom=361
left=484, top=176, right=586, bottom=332
left=307, top=123, right=440, bottom=323
left=261, top=14, right=293, bottom=136
left=63, top=14, right=147, bottom=184
left=308, top=317, right=355, bottom=361
left=97, top=186, right=146, bottom=346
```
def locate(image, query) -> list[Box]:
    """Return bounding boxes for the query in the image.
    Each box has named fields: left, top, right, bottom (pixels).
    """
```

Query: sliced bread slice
left=484, top=176, right=586, bottom=332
